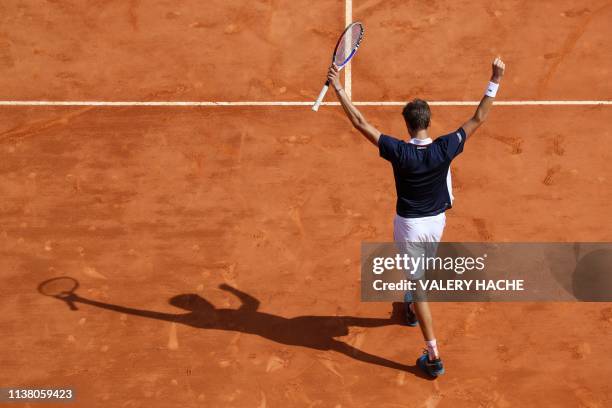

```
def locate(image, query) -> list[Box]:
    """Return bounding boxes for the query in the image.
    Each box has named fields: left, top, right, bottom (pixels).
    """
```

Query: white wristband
left=485, top=81, right=499, bottom=97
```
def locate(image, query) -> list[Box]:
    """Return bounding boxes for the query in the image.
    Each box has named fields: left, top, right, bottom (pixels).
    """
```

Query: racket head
left=332, top=22, right=365, bottom=67
left=38, top=276, right=79, bottom=301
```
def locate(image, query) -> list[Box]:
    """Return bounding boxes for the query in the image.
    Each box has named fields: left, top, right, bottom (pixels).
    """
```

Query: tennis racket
left=38, top=276, right=80, bottom=310
left=312, top=22, right=365, bottom=112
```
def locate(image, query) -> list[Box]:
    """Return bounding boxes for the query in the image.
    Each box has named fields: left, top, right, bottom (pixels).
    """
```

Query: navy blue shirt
left=378, top=128, right=466, bottom=218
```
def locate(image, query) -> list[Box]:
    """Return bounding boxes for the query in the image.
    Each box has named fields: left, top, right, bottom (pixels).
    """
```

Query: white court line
left=0, top=101, right=318, bottom=106
left=344, top=0, right=352, bottom=100
left=356, top=101, right=612, bottom=106
left=0, top=100, right=610, bottom=107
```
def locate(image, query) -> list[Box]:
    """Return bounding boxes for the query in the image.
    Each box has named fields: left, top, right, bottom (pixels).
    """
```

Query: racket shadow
left=37, top=278, right=432, bottom=379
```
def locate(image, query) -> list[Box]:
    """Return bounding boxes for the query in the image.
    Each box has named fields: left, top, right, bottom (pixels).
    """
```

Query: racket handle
left=312, top=81, right=330, bottom=112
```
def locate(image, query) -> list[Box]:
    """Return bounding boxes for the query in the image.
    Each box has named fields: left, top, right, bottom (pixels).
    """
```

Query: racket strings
left=334, top=24, right=363, bottom=66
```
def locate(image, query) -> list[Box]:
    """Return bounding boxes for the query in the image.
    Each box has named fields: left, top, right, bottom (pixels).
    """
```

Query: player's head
left=402, top=99, right=431, bottom=135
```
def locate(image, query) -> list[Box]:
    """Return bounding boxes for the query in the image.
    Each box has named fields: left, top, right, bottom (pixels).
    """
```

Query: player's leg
left=413, top=301, right=435, bottom=345
left=413, top=298, right=444, bottom=376
left=403, top=293, right=418, bottom=327
left=413, top=292, right=445, bottom=377
left=394, top=216, right=421, bottom=327
left=413, top=300, right=444, bottom=377
left=413, top=240, right=441, bottom=359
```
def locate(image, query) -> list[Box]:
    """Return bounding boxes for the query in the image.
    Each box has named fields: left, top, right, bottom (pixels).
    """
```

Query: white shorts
left=393, top=213, right=446, bottom=280
left=393, top=212, right=446, bottom=242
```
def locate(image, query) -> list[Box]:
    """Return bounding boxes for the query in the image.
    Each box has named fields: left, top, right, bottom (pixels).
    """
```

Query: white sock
left=426, top=339, right=439, bottom=360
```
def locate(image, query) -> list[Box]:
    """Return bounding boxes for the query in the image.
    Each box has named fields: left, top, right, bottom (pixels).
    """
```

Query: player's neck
left=410, top=129, right=430, bottom=140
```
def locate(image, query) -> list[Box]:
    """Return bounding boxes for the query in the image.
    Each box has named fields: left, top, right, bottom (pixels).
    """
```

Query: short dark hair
left=402, top=99, right=431, bottom=131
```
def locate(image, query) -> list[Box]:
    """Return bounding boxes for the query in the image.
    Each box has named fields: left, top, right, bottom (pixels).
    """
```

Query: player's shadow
left=43, top=280, right=431, bottom=379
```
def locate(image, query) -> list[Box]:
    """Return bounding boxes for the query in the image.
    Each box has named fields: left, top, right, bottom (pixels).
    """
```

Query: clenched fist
left=491, top=57, right=505, bottom=83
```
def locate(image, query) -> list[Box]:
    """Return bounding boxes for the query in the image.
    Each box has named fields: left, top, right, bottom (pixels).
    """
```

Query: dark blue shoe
left=417, top=350, right=445, bottom=377
left=405, top=302, right=418, bottom=327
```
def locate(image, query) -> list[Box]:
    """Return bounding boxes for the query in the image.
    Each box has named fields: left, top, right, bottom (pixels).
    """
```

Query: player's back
left=378, top=129, right=466, bottom=218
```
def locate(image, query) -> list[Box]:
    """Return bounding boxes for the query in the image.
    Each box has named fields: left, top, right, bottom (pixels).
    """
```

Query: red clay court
left=1, top=0, right=611, bottom=407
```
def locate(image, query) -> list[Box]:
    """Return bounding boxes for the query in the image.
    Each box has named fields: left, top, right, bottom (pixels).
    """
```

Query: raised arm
left=327, top=64, right=382, bottom=146
left=462, top=57, right=506, bottom=137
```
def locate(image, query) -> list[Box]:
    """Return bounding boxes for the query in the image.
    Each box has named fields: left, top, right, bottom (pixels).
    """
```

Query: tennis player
left=327, top=57, right=506, bottom=377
